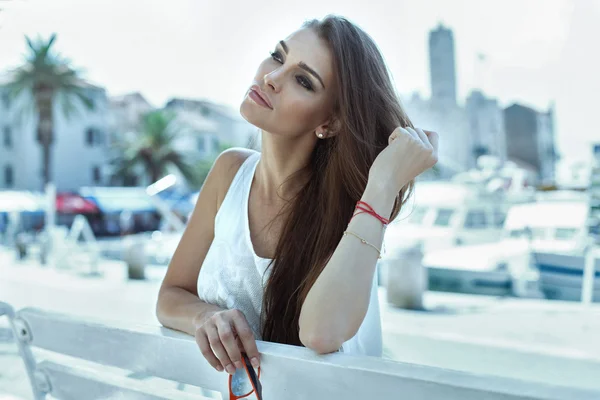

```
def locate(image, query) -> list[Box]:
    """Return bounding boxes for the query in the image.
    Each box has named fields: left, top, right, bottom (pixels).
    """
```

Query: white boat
left=422, top=193, right=594, bottom=300
left=504, top=197, right=589, bottom=255
left=506, top=197, right=600, bottom=301
left=423, top=240, right=528, bottom=296
left=383, top=180, right=534, bottom=254
left=534, top=251, right=600, bottom=301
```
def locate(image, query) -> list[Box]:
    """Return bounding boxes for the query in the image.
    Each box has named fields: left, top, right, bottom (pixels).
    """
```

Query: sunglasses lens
left=230, top=364, right=260, bottom=398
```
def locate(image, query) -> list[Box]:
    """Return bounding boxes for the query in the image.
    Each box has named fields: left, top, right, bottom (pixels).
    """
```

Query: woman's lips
left=249, top=89, right=272, bottom=109
left=248, top=85, right=273, bottom=110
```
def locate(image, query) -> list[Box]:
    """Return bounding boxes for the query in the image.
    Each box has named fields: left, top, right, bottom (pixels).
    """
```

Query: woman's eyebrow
left=278, top=40, right=325, bottom=89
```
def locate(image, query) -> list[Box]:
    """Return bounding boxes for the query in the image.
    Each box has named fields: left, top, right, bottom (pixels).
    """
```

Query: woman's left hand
left=368, top=126, right=439, bottom=197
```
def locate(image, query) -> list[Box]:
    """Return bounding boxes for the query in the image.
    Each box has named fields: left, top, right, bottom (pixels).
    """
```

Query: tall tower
left=429, top=24, right=457, bottom=106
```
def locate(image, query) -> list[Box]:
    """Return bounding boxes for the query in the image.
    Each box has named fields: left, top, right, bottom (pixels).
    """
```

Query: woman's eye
left=297, top=77, right=313, bottom=91
left=270, top=51, right=283, bottom=63
left=269, top=50, right=313, bottom=91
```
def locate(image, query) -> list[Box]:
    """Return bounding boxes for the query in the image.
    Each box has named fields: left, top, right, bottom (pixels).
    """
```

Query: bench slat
left=17, top=307, right=229, bottom=395
left=39, top=361, right=214, bottom=400
left=17, top=307, right=600, bottom=400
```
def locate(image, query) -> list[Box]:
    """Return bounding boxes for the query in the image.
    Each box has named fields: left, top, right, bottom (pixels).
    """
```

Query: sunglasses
left=228, top=353, right=262, bottom=400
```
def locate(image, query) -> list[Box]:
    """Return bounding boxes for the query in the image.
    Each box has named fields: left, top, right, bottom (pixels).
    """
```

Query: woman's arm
left=298, top=183, right=395, bottom=354
left=156, top=148, right=254, bottom=335
left=156, top=286, right=226, bottom=336
left=157, top=148, right=264, bottom=374
left=299, top=127, right=438, bottom=354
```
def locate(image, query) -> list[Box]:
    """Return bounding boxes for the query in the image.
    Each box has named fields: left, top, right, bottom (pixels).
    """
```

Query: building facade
left=536, top=106, right=557, bottom=184
left=404, top=92, right=470, bottom=173
left=503, top=103, right=557, bottom=185
left=589, top=143, right=600, bottom=243
left=107, top=95, right=258, bottom=187
left=165, top=98, right=258, bottom=152
left=465, top=90, right=506, bottom=168
left=106, top=92, right=156, bottom=187
left=108, top=92, right=155, bottom=141
left=429, top=23, right=458, bottom=107
left=402, top=23, right=471, bottom=173
left=0, top=84, right=111, bottom=191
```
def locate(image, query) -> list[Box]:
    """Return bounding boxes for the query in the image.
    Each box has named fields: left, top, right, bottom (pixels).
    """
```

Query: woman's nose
left=263, top=72, right=280, bottom=92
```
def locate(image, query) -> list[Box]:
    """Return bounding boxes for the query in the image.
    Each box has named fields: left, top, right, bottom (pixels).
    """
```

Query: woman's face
left=240, top=28, right=336, bottom=138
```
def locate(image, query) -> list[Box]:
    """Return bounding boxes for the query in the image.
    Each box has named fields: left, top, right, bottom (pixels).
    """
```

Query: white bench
left=1, top=301, right=599, bottom=400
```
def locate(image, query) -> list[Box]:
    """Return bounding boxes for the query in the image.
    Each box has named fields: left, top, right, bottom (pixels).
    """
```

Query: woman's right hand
left=194, top=309, right=260, bottom=375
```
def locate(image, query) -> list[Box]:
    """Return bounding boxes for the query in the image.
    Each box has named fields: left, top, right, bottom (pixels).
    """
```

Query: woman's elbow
left=155, top=288, right=170, bottom=327
left=300, top=330, right=344, bottom=355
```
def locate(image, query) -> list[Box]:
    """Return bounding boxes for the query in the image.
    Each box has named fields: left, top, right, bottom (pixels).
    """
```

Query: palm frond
left=74, top=89, right=95, bottom=110
left=25, top=36, right=36, bottom=54
left=110, top=109, right=203, bottom=187
left=111, top=156, right=140, bottom=178
left=162, top=151, right=199, bottom=185
left=56, top=91, right=77, bottom=119
left=8, top=34, right=95, bottom=108
left=4, top=33, right=102, bottom=186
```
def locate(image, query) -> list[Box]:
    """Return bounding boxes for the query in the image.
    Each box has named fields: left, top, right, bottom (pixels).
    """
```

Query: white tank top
left=197, top=151, right=382, bottom=357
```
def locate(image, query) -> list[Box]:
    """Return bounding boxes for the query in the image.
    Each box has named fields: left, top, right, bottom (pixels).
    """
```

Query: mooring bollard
left=383, top=243, right=427, bottom=310
left=15, top=233, right=28, bottom=260
left=123, top=236, right=147, bottom=280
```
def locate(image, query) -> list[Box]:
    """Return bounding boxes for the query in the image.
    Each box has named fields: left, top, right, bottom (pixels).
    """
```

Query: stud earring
left=317, top=132, right=324, bottom=138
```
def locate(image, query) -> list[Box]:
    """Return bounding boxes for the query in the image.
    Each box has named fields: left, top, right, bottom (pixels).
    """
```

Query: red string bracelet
left=350, top=200, right=389, bottom=225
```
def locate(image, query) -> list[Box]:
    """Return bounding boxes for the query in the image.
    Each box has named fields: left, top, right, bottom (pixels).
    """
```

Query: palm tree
left=5, top=34, right=95, bottom=188
left=190, top=141, right=235, bottom=187
left=110, top=110, right=200, bottom=187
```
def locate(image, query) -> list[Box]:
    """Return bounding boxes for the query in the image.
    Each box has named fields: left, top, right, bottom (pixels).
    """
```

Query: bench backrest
left=2, top=302, right=599, bottom=400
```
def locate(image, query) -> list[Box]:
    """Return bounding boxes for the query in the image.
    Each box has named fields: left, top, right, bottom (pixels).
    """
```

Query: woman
left=156, top=15, right=438, bottom=376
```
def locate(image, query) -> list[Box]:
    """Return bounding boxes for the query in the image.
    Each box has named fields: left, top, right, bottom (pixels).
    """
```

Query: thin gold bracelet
left=343, top=230, right=382, bottom=259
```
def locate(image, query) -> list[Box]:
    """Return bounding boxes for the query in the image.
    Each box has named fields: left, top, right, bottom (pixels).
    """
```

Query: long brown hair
left=261, top=15, right=415, bottom=345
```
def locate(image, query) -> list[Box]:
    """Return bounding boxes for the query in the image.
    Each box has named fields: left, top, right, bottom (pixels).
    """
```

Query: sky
left=1, top=0, right=599, bottom=182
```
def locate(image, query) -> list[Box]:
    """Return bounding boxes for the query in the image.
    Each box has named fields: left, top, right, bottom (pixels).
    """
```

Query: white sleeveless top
left=197, top=151, right=382, bottom=357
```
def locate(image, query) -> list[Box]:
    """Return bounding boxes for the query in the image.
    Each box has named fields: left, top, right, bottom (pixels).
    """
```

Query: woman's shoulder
left=213, top=148, right=258, bottom=207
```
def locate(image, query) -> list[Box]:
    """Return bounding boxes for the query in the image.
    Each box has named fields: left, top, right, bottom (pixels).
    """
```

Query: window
left=531, top=228, right=547, bottom=240
left=555, top=228, right=577, bottom=240
left=434, top=208, right=454, bottom=226
left=3, top=126, right=12, bottom=148
left=86, top=128, right=94, bottom=146
left=86, top=127, right=104, bottom=146
left=1, top=93, right=9, bottom=109
left=464, top=210, right=488, bottom=229
left=492, top=210, right=506, bottom=228
left=4, top=165, right=14, bottom=187
left=509, top=227, right=546, bottom=240
left=409, top=207, right=427, bottom=225
left=509, top=229, right=524, bottom=238
left=92, top=166, right=101, bottom=184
